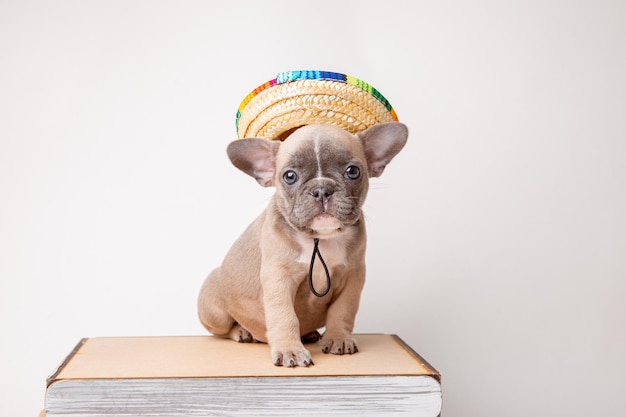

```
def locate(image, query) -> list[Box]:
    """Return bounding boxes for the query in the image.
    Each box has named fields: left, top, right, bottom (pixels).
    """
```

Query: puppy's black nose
left=312, top=187, right=333, bottom=203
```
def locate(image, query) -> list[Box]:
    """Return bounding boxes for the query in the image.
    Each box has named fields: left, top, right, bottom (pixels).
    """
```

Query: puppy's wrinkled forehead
left=276, top=124, right=365, bottom=175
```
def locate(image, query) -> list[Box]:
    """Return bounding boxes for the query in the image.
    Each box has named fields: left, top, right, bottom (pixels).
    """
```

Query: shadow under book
left=44, top=334, right=442, bottom=416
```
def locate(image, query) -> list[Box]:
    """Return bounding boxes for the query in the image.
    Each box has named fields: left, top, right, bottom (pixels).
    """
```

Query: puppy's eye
left=345, top=165, right=361, bottom=180
left=283, top=170, right=298, bottom=185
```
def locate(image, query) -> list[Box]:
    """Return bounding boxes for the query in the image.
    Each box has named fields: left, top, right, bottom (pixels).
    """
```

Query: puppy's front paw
left=271, top=344, right=313, bottom=367
left=321, top=335, right=359, bottom=355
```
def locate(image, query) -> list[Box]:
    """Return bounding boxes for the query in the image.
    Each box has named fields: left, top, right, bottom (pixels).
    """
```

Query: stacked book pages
left=44, top=333, right=442, bottom=416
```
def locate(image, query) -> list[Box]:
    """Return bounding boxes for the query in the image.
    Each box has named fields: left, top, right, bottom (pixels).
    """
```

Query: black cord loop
left=308, top=238, right=331, bottom=297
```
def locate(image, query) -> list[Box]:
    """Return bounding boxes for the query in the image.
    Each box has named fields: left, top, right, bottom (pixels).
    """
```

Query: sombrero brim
left=236, top=70, right=399, bottom=140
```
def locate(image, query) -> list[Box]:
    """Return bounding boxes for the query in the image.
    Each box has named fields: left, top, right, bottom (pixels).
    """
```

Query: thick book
left=44, top=334, right=442, bottom=416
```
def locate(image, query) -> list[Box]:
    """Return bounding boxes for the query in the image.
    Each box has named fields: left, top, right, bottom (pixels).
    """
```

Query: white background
left=2, top=1, right=625, bottom=416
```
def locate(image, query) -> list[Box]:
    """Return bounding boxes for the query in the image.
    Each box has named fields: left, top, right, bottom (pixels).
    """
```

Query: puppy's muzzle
left=311, top=186, right=334, bottom=206
left=308, top=178, right=338, bottom=213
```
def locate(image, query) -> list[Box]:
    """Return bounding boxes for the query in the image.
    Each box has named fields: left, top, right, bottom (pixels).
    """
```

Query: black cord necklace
left=308, top=238, right=331, bottom=297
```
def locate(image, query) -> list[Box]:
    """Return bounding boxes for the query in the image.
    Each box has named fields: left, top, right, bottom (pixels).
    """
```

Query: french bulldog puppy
left=198, top=122, right=408, bottom=367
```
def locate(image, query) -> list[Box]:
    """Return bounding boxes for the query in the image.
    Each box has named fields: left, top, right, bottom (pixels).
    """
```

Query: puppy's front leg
left=261, top=266, right=313, bottom=367
left=321, top=267, right=366, bottom=355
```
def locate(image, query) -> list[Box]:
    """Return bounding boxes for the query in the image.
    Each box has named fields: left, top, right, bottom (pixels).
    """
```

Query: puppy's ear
left=227, top=139, right=280, bottom=187
left=357, top=122, right=408, bottom=177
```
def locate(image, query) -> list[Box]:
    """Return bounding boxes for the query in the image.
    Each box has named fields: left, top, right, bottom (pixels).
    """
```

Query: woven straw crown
left=236, top=70, right=399, bottom=140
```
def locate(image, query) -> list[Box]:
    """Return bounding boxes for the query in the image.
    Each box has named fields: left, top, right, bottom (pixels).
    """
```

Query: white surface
left=1, top=1, right=625, bottom=416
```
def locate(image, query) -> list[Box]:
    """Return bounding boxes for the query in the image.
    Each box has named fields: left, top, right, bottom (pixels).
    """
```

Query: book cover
left=45, top=334, right=442, bottom=416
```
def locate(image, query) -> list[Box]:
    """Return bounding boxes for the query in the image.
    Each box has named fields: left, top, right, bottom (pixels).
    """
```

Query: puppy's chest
left=295, top=236, right=349, bottom=272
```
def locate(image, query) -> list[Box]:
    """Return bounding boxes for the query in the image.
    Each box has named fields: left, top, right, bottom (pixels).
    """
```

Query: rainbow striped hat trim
left=236, top=70, right=399, bottom=140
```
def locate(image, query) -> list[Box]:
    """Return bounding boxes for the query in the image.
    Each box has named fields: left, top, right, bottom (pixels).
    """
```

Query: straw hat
left=236, top=70, right=399, bottom=140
